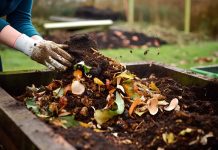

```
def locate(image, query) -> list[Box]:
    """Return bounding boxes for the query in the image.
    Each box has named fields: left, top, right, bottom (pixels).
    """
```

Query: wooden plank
left=0, top=128, right=17, bottom=150
left=184, top=0, right=191, bottom=33
left=44, top=20, right=113, bottom=30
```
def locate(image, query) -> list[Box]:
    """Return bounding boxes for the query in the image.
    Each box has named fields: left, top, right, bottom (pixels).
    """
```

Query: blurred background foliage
left=32, top=0, right=218, bottom=38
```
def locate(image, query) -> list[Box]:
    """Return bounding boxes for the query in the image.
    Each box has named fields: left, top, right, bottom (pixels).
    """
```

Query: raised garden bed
left=0, top=62, right=218, bottom=150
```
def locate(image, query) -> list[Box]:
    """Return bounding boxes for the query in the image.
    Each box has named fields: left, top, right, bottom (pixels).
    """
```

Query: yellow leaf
left=179, top=128, right=193, bottom=136
left=79, top=122, right=92, bottom=128
left=94, top=129, right=107, bottom=133
left=116, top=72, right=135, bottom=79
left=149, top=82, right=160, bottom=93
left=162, top=132, right=176, bottom=144
left=94, top=77, right=105, bottom=85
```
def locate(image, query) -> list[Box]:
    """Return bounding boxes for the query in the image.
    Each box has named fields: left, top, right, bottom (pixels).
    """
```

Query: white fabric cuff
left=14, top=34, right=37, bottom=56
left=32, top=35, right=43, bottom=41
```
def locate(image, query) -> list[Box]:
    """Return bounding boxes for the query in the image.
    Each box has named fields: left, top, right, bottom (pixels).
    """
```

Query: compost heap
left=20, top=35, right=218, bottom=149
left=44, top=29, right=167, bottom=49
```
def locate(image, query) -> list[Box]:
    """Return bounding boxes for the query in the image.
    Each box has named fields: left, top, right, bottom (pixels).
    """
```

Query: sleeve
left=0, top=18, right=9, bottom=32
left=6, top=0, right=40, bottom=37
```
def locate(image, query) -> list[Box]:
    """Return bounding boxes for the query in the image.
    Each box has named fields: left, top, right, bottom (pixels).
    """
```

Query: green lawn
left=102, top=41, right=218, bottom=69
left=0, top=41, right=218, bottom=72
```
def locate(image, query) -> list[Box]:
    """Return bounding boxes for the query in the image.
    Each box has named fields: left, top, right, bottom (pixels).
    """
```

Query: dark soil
left=44, top=29, right=167, bottom=49
left=64, top=34, right=124, bottom=80
left=52, top=76, right=218, bottom=150
left=22, top=35, right=218, bottom=150
left=90, top=30, right=167, bottom=49
left=75, top=6, right=125, bottom=21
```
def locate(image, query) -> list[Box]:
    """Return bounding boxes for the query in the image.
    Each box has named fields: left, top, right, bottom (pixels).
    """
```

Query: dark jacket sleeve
left=0, top=18, right=9, bottom=31
left=6, top=0, right=40, bottom=37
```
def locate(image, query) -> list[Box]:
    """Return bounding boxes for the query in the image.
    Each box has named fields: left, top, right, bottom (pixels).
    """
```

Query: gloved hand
left=15, top=34, right=74, bottom=71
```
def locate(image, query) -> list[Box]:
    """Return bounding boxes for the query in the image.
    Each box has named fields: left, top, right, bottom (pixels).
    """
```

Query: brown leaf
left=164, top=98, right=179, bottom=111
left=147, top=98, right=158, bottom=115
left=71, top=80, right=85, bottom=95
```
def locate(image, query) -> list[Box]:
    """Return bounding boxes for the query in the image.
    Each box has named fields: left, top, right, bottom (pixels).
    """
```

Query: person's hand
left=12, top=34, right=74, bottom=71
left=31, top=40, right=74, bottom=71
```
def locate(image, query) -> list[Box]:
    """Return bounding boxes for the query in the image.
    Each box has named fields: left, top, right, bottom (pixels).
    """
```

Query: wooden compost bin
left=0, top=62, right=218, bottom=150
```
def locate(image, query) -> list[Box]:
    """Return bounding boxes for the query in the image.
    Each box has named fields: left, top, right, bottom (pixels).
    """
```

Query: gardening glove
left=14, top=34, right=74, bottom=71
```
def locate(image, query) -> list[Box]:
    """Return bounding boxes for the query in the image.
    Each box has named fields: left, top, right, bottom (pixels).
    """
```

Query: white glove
left=14, top=34, right=74, bottom=71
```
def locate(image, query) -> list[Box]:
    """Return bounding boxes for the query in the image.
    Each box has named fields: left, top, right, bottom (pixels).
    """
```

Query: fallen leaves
left=50, top=115, right=78, bottom=129
left=189, top=131, right=214, bottom=146
left=179, top=128, right=193, bottom=136
left=149, top=81, right=160, bottom=93
left=25, top=98, right=40, bottom=115
left=71, top=80, right=85, bottom=95
left=129, top=98, right=142, bottom=116
left=94, top=77, right=104, bottom=86
left=94, top=92, right=125, bottom=125
left=73, top=69, right=83, bottom=80
left=164, top=98, right=179, bottom=111
left=194, top=57, right=214, bottom=64
left=24, top=61, right=180, bottom=131
left=147, top=97, right=159, bottom=115
left=162, top=132, right=176, bottom=144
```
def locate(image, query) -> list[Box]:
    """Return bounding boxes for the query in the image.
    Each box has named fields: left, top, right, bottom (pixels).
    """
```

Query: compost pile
left=91, top=30, right=167, bottom=49
left=20, top=35, right=218, bottom=149
left=44, top=29, right=167, bottom=49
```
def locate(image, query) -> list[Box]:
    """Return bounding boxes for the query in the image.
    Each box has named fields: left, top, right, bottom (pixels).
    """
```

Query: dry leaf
left=162, top=132, right=176, bottom=144
left=147, top=98, right=158, bottom=115
left=189, top=136, right=200, bottom=145
left=94, top=129, right=107, bottom=133
left=158, top=100, right=169, bottom=106
left=59, top=112, right=71, bottom=117
left=117, top=85, right=125, bottom=93
left=46, top=80, right=61, bottom=91
left=116, top=72, right=135, bottom=80
left=134, top=105, right=147, bottom=116
left=179, top=128, right=193, bottom=136
left=121, top=139, right=132, bottom=144
left=94, top=77, right=105, bottom=85
left=73, top=69, right=83, bottom=80
left=71, top=80, right=85, bottom=95
left=129, top=98, right=142, bottom=116
left=164, top=98, right=179, bottom=111
left=49, top=102, right=59, bottom=114
left=200, top=132, right=214, bottom=145
left=149, top=82, right=160, bottom=93
left=175, top=105, right=180, bottom=111
left=79, top=122, right=92, bottom=128
left=63, top=84, right=71, bottom=95
left=153, top=94, right=166, bottom=100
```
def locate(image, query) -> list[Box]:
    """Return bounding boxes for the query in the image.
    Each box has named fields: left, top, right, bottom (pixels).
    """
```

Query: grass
left=0, top=41, right=218, bottom=72
left=0, top=49, right=45, bottom=71
left=102, top=41, right=218, bottom=69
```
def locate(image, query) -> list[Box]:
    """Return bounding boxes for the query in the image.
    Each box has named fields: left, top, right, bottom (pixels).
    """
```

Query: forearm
left=0, top=25, right=21, bottom=47
left=0, top=25, right=37, bottom=56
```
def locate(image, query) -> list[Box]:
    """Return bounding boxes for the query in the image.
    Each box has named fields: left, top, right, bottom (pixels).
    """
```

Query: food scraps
left=23, top=61, right=180, bottom=129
